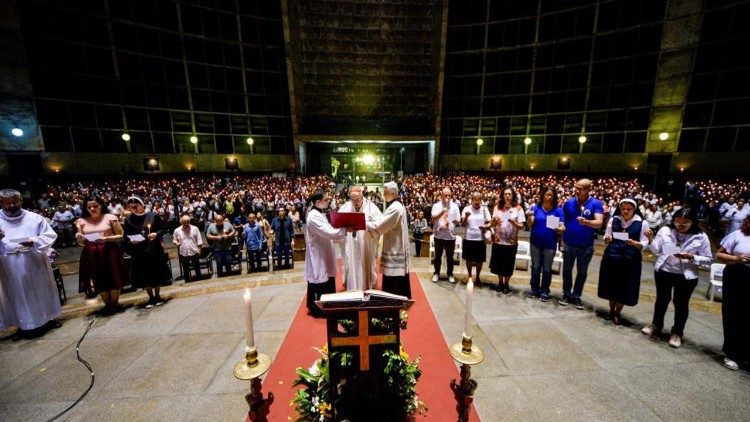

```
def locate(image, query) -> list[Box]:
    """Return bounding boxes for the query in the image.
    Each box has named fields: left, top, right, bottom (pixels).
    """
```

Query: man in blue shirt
left=244, top=213, right=265, bottom=273
left=560, top=179, right=604, bottom=309
left=271, top=207, right=294, bottom=269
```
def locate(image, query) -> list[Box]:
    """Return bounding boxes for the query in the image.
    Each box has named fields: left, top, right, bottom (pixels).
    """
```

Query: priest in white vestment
left=367, top=182, right=411, bottom=298
left=338, top=186, right=382, bottom=291
left=0, top=189, right=62, bottom=338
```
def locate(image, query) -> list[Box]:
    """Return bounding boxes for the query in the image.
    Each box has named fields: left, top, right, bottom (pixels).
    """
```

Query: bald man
left=173, top=215, right=203, bottom=282
left=431, top=187, right=461, bottom=283
left=560, top=178, right=604, bottom=309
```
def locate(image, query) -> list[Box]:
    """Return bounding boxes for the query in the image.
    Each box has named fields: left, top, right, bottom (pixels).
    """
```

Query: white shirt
left=648, top=227, right=712, bottom=279
left=173, top=224, right=203, bottom=257
left=461, top=205, right=491, bottom=241
left=431, top=200, right=461, bottom=241
left=492, top=205, right=526, bottom=245
left=720, top=230, right=750, bottom=268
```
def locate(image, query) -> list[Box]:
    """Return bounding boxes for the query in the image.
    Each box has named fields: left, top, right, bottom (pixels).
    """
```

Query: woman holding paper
left=525, top=186, right=565, bottom=301
left=123, top=196, right=171, bottom=308
left=642, top=208, right=712, bottom=348
left=598, top=198, right=650, bottom=325
left=76, top=195, right=128, bottom=315
left=489, top=187, right=526, bottom=293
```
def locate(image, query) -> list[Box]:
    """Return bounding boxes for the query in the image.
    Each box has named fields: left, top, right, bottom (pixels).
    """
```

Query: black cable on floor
left=46, top=316, right=98, bottom=422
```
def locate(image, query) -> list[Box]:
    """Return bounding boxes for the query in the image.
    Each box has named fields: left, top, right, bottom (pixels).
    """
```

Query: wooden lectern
left=316, top=294, right=413, bottom=421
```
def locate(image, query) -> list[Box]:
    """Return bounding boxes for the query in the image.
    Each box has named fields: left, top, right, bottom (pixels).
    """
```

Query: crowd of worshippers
left=404, top=177, right=748, bottom=373
left=4, top=173, right=749, bottom=372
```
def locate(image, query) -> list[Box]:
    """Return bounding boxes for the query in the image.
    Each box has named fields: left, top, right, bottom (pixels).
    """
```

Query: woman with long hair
left=598, top=198, right=650, bottom=325
left=716, top=215, right=750, bottom=370
left=76, top=195, right=128, bottom=315
left=643, top=207, right=712, bottom=347
left=489, top=187, right=526, bottom=293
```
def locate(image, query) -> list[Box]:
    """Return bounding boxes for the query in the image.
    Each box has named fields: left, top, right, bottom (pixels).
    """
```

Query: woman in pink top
left=75, top=195, right=128, bottom=315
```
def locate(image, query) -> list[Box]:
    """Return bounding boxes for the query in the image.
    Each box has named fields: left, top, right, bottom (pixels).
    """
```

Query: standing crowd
left=2, top=172, right=749, bottom=372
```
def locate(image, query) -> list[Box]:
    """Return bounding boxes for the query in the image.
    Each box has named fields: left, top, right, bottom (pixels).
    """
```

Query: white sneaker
left=432, top=274, right=439, bottom=283
left=724, top=358, right=739, bottom=371
left=641, top=324, right=658, bottom=336
left=448, top=276, right=456, bottom=284
left=668, top=334, right=682, bottom=348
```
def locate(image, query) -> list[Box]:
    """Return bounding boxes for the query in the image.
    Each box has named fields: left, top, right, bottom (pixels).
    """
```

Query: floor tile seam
left=0, top=337, right=84, bottom=393
left=77, top=334, right=166, bottom=397
left=200, top=336, right=249, bottom=396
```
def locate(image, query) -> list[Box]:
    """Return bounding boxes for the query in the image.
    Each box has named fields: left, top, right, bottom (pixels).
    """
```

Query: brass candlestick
left=450, top=334, right=484, bottom=422
left=234, top=346, right=272, bottom=380
left=234, top=346, right=274, bottom=422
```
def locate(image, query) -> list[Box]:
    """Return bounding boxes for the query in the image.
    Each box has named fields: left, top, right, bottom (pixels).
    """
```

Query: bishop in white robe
left=338, top=186, right=382, bottom=291
left=0, top=190, right=62, bottom=335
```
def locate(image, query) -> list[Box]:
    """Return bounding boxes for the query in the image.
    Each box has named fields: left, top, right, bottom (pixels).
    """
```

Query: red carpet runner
left=260, top=273, right=479, bottom=421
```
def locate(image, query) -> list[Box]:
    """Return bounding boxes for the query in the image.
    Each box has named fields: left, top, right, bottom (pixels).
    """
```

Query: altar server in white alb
left=339, top=185, right=382, bottom=291
left=367, top=182, right=411, bottom=298
left=0, top=189, right=62, bottom=339
left=304, top=190, right=347, bottom=317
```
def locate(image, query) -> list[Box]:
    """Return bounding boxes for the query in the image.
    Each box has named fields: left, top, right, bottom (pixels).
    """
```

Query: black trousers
left=414, top=233, right=424, bottom=257
left=382, top=274, right=411, bottom=299
left=652, top=270, right=698, bottom=336
left=723, top=264, right=750, bottom=362
left=433, top=237, right=456, bottom=276
left=247, top=248, right=263, bottom=272
left=307, top=277, right=336, bottom=316
left=179, top=255, right=201, bottom=282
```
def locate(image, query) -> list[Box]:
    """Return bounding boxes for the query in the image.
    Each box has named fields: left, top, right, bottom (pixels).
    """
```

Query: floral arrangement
left=291, top=344, right=427, bottom=421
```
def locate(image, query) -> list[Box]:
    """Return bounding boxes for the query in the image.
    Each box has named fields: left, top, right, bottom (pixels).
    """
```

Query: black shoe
left=526, top=290, right=540, bottom=299
left=503, top=286, right=511, bottom=294
left=559, top=295, right=570, bottom=306
left=47, top=320, right=63, bottom=329
left=540, top=293, right=549, bottom=302
left=573, top=298, right=584, bottom=310
left=475, top=279, right=483, bottom=288
left=495, top=284, right=503, bottom=292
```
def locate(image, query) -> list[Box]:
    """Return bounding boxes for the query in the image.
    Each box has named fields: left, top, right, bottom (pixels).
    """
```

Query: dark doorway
left=647, top=153, right=673, bottom=196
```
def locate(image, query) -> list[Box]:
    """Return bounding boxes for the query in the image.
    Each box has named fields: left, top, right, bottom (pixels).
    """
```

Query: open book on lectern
left=320, top=289, right=409, bottom=303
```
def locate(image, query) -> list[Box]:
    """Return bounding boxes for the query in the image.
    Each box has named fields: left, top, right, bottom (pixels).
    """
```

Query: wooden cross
left=330, top=310, right=397, bottom=371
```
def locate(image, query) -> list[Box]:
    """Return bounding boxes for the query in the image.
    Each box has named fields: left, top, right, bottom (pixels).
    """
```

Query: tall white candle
left=243, top=288, right=255, bottom=348
left=464, top=280, right=474, bottom=337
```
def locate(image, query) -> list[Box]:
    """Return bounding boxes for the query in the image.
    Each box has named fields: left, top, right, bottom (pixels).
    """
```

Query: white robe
left=367, top=200, right=410, bottom=277
left=0, top=210, right=61, bottom=330
left=338, top=199, right=382, bottom=290
left=304, top=208, right=346, bottom=284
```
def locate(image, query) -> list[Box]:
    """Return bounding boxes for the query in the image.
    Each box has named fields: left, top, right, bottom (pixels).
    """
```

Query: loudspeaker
left=225, top=158, right=239, bottom=170
left=143, top=158, right=160, bottom=171
left=557, top=158, right=570, bottom=170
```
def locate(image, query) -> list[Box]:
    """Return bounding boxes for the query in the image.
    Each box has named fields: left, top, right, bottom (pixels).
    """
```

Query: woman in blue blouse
left=525, top=186, right=565, bottom=302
